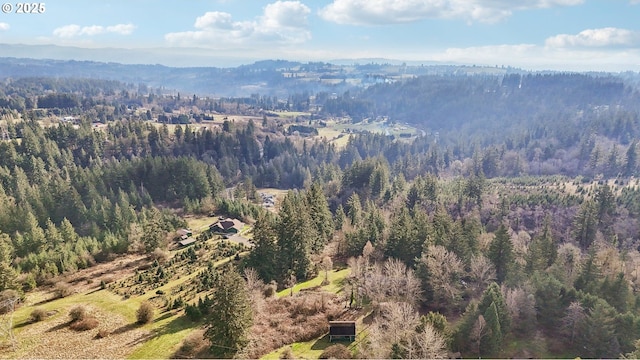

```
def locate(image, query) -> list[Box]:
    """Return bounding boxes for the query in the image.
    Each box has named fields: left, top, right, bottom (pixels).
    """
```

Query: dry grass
left=29, top=308, right=47, bottom=322
left=173, top=330, right=210, bottom=359
left=54, top=282, right=74, bottom=298
left=6, top=305, right=150, bottom=359
left=244, top=292, right=349, bottom=359
left=319, top=344, right=352, bottom=359
left=53, top=254, right=148, bottom=294
left=70, top=316, right=99, bottom=331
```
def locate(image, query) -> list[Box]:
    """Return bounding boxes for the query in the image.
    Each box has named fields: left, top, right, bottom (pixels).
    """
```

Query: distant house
left=176, top=228, right=193, bottom=237
left=328, top=321, right=356, bottom=342
left=178, top=237, right=196, bottom=247
left=210, top=218, right=244, bottom=233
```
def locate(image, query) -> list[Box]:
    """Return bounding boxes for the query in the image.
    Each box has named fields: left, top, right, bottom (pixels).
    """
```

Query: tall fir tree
left=526, top=218, right=557, bottom=273
left=488, top=225, right=513, bottom=284
left=245, top=213, right=278, bottom=282
left=573, top=200, right=597, bottom=249
left=204, top=267, right=253, bottom=358
left=277, top=191, right=315, bottom=281
left=385, top=206, right=420, bottom=266
left=0, top=233, right=18, bottom=291
left=305, top=182, right=334, bottom=251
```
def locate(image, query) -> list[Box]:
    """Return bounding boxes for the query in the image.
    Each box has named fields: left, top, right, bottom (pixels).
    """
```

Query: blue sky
left=0, top=0, right=639, bottom=70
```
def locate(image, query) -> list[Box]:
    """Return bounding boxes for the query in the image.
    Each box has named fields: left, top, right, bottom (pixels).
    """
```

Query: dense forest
left=2, top=70, right=640, bottom=358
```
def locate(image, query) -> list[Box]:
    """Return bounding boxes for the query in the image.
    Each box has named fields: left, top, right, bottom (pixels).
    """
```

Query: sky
left=0, top=0, right=640, bottom=71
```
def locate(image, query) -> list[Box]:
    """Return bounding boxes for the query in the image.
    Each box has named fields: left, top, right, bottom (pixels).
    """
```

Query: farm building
left=328, top=321, right=356, bottom=342
left=210, top=218, right=244, bottom=233
left=176, top=228, right=193, bottom=237
left=178, top=237, right=196, bottom=247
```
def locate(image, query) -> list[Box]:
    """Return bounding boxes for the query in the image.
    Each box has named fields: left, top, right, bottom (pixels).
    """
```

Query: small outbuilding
left=176, top=229, right=193, bottom=237
left=328, top=321, right=356, bottom=342
left=178, top=237, right=196, bottom=247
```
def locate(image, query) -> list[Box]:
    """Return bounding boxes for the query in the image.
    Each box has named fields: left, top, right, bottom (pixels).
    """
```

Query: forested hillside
left=2, top=72, right=640, bottom=359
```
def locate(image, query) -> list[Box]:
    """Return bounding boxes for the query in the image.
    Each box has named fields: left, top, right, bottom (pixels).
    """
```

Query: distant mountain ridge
left=0, top=53, right=515, bottom=97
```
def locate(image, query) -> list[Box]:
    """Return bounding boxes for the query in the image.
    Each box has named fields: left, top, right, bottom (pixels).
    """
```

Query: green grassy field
left=313, top=119, right=421, bottom=149
left=276, top=268, right=349, bottom=298
left=4, top=249, right=244, bottom=359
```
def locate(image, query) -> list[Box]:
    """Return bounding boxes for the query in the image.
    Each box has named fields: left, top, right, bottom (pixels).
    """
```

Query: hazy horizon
left=0, top=1, right=639, bottom=72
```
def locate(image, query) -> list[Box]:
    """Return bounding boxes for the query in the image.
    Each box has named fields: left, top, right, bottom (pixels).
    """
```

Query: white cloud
left=106, top=24, right=136, bottom=35
left=165, top=1, right=311, bottom=48
left=319, top=0, right=584, bottom=25
left=545, top=27, right=640, bottom=48
left=405, top=44, right=640, bottom=72
left=0, top=23, right=9, bottom=31
left=53, top=23, right=136, bottom=38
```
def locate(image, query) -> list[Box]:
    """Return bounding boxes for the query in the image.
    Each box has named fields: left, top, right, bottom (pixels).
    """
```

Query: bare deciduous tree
left=504, top=286, right=537, bottom=333
left=320, top=256, right=333, bottom=284
left=410, top=322, right=448, bottom=359
left=244, top=267, right=265, bottom=312
left=422, top=245, right=464, bottom=308
left=366, top=302, right=419, bottom=358
left=561, top=301, right=586, bottom=346
left=0, top=290, right=20, bottom=350
left=470, top=315, right=488, bottom=356
left=384, top=258, right=422, bottom=306
left=550, top=243, right=583, bottom=286
left=469, top=255, right=496, bottom=295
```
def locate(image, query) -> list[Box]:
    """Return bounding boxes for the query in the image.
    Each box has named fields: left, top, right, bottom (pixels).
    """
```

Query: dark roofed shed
left=329, top=321, right=356, bottom=342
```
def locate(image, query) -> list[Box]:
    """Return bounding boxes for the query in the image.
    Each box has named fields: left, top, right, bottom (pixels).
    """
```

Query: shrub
left=185, top=304, right=202, bottom=322
left=70, top=316, right=99, bottom=331
left=95, top=328, right=110, bottom=339
left=280, top=347, right=293, bottom=359
left=69, top=305, right=87, bottom=322
left=136, top=301, right=154, bottom=324
left=263, top=282, right=277, bottom=298
left=150, top=248, right=169, bottom=264
left=319, top=344, right=352, bottom=359
left=174, top=331, right=208, bottom=358
left=0, top=290, right=21, bottom=314
left=30, top=308, right=47, bottom=322
left=54, top=282, right=74, bottom=298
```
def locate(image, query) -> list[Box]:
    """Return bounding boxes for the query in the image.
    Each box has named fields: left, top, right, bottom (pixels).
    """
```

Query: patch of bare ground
left=13, top=304, right=150, bottom=359
left=54, top=254, right=149, bottom=294
left=173, top=329, right=210, bottom=359
left=244, top=292, right=357, bottom=359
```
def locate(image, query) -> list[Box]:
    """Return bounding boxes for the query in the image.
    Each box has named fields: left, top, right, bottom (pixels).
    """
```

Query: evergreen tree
left=141, top=209, right=166, bottom=253
left=594, top=184, right=616, bottom=233
left=0, top=233, right=18, bottom=291
left=526, top=218, right=556, bottom=273
left=245, top=213, right=278, bottom=282
left=334, top=204, right=346, bottom=230
left=625, top=140, right=637, bottom=176
left=482, top=302, right=503, bottom=355
left=573, top=200, right=597, bottom=249
left=488, top=225, right=513, bottom=283
left=574, top=252, right=601, bottom=295
left=346, top=193, right=362, bottom=226
left=532, top=272, right=573, bottom=328
left=577, top=300, right=619, bottom=359
left=479, top=282, right=511, bottom=336
left=600, top=272, right=629, bottom=313
left=306, top=182, right=334, bottom=251
left=204, top=267, right=253, bottom=358
left=385, top=206, right=420, bottom=266
left=277, top=191, right=315, bottom=281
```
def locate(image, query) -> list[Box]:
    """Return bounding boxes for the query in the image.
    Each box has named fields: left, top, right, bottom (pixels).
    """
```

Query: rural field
left=1, top=232, right=355, bottom=359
